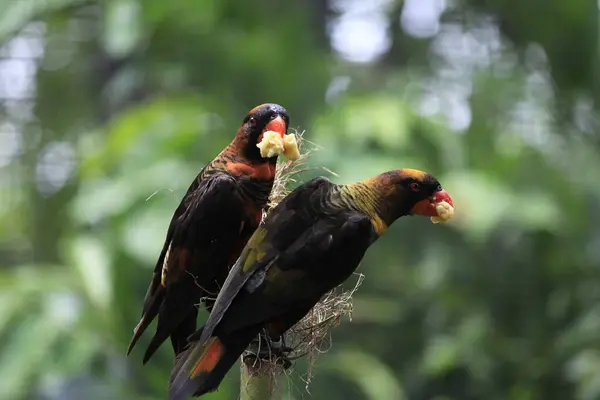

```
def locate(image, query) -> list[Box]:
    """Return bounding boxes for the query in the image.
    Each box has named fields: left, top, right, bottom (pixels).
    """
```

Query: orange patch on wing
left=226, top=162, right=276, bottom=180
left=255, top=210, right=263, bottom=225
left=191, top=337, right=224, bottom=377
left=161, top=247, right=190, bottom=287
left=178, top=249, right=189, bottom=272
left=243, top=203, right=263, bottom=226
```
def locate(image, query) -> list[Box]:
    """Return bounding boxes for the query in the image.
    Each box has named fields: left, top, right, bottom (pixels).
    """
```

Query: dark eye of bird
left=248, top=117, right=257, bottom=127
left=410, top=182, right=420, bottom=192
left=436, top=184, right=442, bottom=192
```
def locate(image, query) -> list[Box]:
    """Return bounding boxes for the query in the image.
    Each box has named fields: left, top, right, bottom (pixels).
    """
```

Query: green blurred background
left=1, top=0, right=600, bottom=399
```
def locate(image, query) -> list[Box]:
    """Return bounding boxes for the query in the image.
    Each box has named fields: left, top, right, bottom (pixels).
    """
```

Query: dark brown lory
left=168, top=168, right=455, bottom=399
left=127, top=103, right=294, bottom=364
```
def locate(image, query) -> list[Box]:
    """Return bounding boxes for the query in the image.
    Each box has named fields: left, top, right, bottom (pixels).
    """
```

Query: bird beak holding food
left=410, top=189, right=455, bottom=224
left=256, top=116, right=300, bottom=161
left=264, top=116, right=287, bottom=139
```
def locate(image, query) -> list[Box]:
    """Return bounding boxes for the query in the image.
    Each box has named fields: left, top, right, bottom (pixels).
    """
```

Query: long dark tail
left=142, top=307, right=198, bottom=364
left=129, top=275, right=201, bottom=364
left=169, top=325, right=262, bottom=400
left=127, top=285, right=165, bottom=356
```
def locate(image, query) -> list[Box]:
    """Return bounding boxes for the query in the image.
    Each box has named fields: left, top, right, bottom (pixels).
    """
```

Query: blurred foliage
left=1, top=0, right=600, bottom=399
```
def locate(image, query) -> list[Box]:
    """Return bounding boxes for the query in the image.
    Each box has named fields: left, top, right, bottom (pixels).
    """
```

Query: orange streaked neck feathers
left=222, top=127, right=277, bottom=180
left=225, top=159, right=276, bottom=180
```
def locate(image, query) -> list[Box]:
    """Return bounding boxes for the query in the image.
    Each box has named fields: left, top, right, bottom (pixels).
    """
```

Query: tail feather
left=171, top=310, right=199, bottom=355
left=142, top=330, right=169, bottom=365
left=127, top=287, right=165, bottom=356
left=142, top=307, right=198, bottom=364
left=169, top=336, right=230, bottom=400
left=169, top=326, right=262, bottom=400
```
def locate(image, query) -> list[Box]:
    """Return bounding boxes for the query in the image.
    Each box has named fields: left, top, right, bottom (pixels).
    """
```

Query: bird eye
left=410, top=182, right=420, bottom=192
left=248, top=117, right=257, bottom=127
left=436, top=184, right=443, bottom=192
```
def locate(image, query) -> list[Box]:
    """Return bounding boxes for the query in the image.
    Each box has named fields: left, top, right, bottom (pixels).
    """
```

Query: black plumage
left=127, top=104, right=292, bottom=364
left=168, top=169, right=454, bottom=399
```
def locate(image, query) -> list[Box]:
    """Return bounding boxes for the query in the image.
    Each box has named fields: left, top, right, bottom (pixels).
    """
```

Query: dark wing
left=168, top=206, right=376, bottom=397
left=189, top=176, right=336, bottom=348
left=139, top=165, right=209, bottom=320
left=127, top=171, right=244, bottom=358
left=215, top=210, right=376, bottom=335
left=168, top=176, right=380, bottom=398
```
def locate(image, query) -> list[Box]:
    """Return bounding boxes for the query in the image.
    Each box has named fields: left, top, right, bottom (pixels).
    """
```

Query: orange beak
left=258, top=115, right=287, bottom=142
left=410, top=189, right=453, bottom=217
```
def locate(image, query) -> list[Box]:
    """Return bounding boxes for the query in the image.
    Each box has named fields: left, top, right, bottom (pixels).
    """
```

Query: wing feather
left=187, top=176, right=334, bottom=347
left=128, top=171, right=243, bottom=358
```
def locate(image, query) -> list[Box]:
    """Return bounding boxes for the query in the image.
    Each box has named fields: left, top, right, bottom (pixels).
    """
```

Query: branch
left=239, top=353, right=284, bottom=400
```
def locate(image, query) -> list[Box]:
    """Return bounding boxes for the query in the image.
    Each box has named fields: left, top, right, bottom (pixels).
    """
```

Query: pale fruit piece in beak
left=430, top=201, right=454, bottom=224
left=257, top=130, right=285, bottom=158
left=282, top=133, right=300, bottom=161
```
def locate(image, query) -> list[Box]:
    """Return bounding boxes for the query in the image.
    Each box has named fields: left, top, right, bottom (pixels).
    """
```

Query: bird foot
left=264, top=334, right=293, bottom=353
left=244, top=333, right=293, bottom=369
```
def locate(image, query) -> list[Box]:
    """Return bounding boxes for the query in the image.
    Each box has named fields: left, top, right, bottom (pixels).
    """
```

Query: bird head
left=398, top=169, right=453, bottom=219
left=368, top=168, right=454, bottom=226
left=235, top=103, right=296, bottom=162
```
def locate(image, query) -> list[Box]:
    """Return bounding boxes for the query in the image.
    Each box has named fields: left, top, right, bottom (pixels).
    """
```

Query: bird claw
left=264, top=334, right=293, bottom=353
left=244, top=332, right=293, bottom=369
